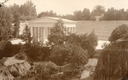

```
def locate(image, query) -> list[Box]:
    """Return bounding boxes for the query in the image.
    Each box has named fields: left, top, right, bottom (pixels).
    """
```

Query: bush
left=94, top=42, right=128, bottom=80
left=66, top=32, right=97, bottom=58
left=20, top=61, right=61, bottom=80
left=24, top=42, right=50, bottom=61
left=0, top=40, right=22, bottom=59
left=94, top=24, right=128, bottom=80
left=48, top=19, right=66, bottom=45
left=50, top=44, right=88, bottom=69
left=109, top=24, right=128, bottom=42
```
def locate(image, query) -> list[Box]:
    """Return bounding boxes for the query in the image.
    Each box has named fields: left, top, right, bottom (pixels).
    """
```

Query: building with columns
left=28, top=17, right=77, bottom=43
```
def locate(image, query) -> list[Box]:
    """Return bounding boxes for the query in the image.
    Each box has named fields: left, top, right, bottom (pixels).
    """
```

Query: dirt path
left=80, top=58, right=98, bottom=80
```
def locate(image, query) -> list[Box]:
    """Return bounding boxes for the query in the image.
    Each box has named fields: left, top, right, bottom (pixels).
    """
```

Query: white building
left=28, top=17, right=77, bottom=42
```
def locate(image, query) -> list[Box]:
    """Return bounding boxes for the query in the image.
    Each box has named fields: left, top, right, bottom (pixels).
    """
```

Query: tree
left=82, top=8, right=90, bottom=20
left=109, top=24, right=128, bottom=42
left=20, top=1, right=37, bottom=21
left=92, top=5, right=105, bottom=16
left=38, top=10, right=57, bottom=18
left=48, top=19, right=66, bottom=45
left=9, top=4, right=20, bottom=37
left=73, top=10, right=83, bottom=20
left=21, top=25, right=32, bottom=43
left=66, top=33, right=81, bottom=45
left=86, top=30, right=98, bottom=57
left=103, top=7, right=115, bottom=20
left=0, top=6, right=13, bottom=40
left=50, top=43, right=88, bottom=67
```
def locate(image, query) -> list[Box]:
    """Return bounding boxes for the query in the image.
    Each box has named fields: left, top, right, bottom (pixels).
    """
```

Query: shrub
left=94, top=24, right=128, bottom=80
left=24, top=42, right=50, bottom=61
left=109, top=24, right=128, bottom=42
left=0, top=40, right=22, bottom=59
left=48, top=19, right=66, bottom=45
left=66, top=32, right=97, bottom=58
left=94, top=43, right=128, bottom=80
left=81, top=31, right=98, bottom=58
left=20, top=61, right=61, bottom=80
left=50, top=44, right=88, bottom=69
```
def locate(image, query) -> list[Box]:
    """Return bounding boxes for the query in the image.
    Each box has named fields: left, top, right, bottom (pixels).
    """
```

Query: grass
left=76, top=21, right=128, bottom=40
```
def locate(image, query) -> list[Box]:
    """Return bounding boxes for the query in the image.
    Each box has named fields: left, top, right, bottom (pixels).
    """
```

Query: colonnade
left=30, top=27, right=76, bottom=42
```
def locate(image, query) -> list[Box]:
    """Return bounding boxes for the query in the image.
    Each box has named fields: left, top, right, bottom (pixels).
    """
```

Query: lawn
left=76, top=21, right=128, bottom=40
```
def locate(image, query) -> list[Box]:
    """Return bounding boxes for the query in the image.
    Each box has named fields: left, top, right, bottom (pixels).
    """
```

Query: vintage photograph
left=0, top=0, right=128, bottom=80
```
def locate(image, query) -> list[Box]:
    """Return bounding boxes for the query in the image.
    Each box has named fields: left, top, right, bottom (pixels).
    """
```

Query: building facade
left=28, top=17, right=77, bottom=43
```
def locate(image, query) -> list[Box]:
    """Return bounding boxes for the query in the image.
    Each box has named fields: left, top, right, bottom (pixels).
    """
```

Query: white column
left=73, top=27, right=74, bottom=33
left=75, top=27, right=76, bottom=33
left=33, top=27, right=36, bottom=41
left=41, top=27, right=43, bottom=42
left=38, top=27, right=39, bottom=42
left=43, top=27, right=45, bottom=43
left=30, top=27, right=33, bottom=37
left=35, top=27, right=38, bottom=41
left=71, top=27, right=72, bottom=33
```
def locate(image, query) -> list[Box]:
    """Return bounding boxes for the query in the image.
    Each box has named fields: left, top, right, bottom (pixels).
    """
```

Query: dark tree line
left=38, top=10, right=57, bottom=18
left=38, top=5, right=105, bottom=21
left=102, top=8, right=128, bottom=20
left=38, top=5, right=128, bottom=21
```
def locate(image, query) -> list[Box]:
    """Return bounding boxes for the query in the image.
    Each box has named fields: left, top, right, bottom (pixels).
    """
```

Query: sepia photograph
left=0, top=0, right=128, bottom=80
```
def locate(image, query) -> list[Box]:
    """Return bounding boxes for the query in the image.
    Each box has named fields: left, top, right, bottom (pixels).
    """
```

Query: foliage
left=109, top=24, right=128, bottom=42
left=94, top=25, right=128, bottom=80
left=49, top=44, right=88, bottom=80
left=0, top=6, right=16, bottom=59
left=20, top=61, right=60, bottom=80
left=94, top=43, right=128, bottom=80
left=102, top=8, right=128, bottom=20
left=73, top=8, right=91, bottom=20
left=19, top=1, right=37, bottom=21
left=86, top=31, right=98, bottom=57
left=0, top=6, right=13, bottom=40
left=0, top=41, right=22, bottom=59
left=62, top=6, right=128, bottom=21
left=48, top=19, right=66, bottom=45
left=38, top=10, right=57, bottom=18
left=66, top=31, right=98, bottom=58
left=50, top=44, right=71, bottom=66
left=24, top=42, right=50, bottom=61
left=9, top=4, right=20, bottom=37
left=9, top=1, right=37, bottom=21
left=20, top=25, right=32, bottom=43
left=66, top=33, right=81, bottom=45
left=92, top=5, right=105, bottom=16
left=50, top=44, right=88, bottom=68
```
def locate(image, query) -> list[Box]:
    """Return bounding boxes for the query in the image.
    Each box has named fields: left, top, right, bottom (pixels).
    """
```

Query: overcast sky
left=3, top=0, right=128, bottom=15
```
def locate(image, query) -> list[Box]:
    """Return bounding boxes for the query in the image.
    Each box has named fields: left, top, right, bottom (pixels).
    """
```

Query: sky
left=3, top=0, right=128, bottom=15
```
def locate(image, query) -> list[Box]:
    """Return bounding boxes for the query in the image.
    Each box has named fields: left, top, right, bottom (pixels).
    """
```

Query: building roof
left=28, top=17, right=77, bottom=27
left=28, top=17, right=76, bottom=24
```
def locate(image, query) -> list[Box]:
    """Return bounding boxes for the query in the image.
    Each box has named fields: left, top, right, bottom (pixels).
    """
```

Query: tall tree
left=103, top=7, right=115, bottom=20
left=0, top=6, right=13, bottom=40
left=22, top=25, right=31, bottom=43
left=82, top=8, right=90, bottom=20
left=9, top=4, right=20, bottom=37
left=73, top=10, right=82, bottom=20
left=20, top=1, right=37, bottom=21
left=92, top=5, right=105, bottom=16
left=48, top=19, right=66, bottom=45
